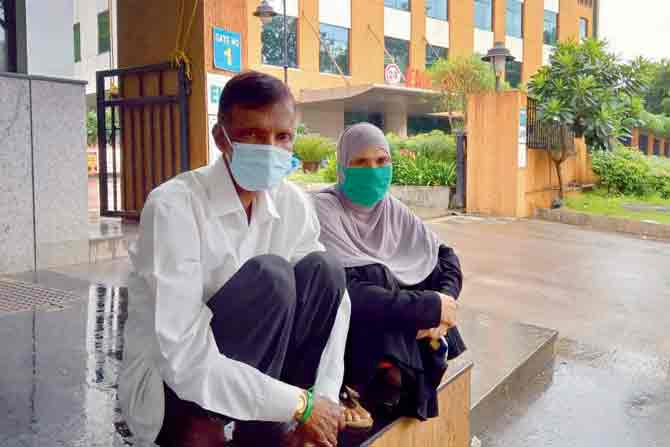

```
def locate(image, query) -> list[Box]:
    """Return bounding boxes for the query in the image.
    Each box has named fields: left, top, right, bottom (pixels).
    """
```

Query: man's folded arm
left=136, top=194, right=302, bottom=422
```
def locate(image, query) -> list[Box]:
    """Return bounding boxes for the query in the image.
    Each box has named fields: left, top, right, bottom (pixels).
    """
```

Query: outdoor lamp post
left=482, top=42, right=515, bottom=92
left=254, top=0, right=289, bottom=85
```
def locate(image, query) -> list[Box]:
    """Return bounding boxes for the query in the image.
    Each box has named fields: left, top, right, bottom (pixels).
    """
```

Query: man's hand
left=296, top=396, right=344, bottom=447
left=438, top=293, right=458, bottom=328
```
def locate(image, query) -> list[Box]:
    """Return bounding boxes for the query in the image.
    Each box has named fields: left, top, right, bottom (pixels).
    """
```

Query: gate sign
left=519, top=108, right=528, bottom=168
left=207, top=73, right=231, bottom=115
left=385, top=64, right=403, bottom=85
left=213, top=28, right=242, bottom=72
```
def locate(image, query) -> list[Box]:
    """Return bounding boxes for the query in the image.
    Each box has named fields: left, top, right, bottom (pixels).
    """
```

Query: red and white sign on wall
left=384, top=63, right=403, bottom=85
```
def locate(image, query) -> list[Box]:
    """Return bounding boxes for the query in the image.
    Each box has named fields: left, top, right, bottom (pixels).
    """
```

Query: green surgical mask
left=340, top=165, right=393, bottom=207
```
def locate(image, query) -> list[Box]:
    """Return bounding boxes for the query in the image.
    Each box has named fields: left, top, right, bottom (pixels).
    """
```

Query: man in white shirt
left=118, top=71, right=351, bottom=447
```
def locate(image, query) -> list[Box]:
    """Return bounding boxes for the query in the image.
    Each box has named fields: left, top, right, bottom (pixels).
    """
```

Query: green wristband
left=299, top=389, right=314, bottom=424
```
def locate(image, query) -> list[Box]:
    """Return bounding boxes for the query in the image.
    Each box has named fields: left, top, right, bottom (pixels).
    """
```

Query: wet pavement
left=0, top=273, right=132, bottom=446
left=429, top=217, right=670, bottom=446
left=2, top=216, right=669, bottom=446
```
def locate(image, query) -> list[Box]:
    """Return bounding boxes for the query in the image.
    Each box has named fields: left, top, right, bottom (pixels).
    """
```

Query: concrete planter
left=535, top=208, right=670, bottom=240
left=295, top=182, right=452, bottom=210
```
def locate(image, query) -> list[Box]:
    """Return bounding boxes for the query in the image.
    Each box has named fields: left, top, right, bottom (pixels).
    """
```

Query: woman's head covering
left=313, top=123, right=441, bottom=285
left=335, top=122, right=390, bottom=184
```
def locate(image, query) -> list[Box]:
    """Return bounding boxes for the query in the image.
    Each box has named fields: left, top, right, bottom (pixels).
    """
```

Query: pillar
left=466, top=91, right=528, bottom=217
left=384, top=103, right=408, bottom=137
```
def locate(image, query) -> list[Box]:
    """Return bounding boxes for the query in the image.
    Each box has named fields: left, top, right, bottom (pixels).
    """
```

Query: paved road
left=430, top=217, right=670, bottom=446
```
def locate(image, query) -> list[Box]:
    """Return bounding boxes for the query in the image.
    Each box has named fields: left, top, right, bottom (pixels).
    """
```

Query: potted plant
left=293, top=134, right=336, bottom=173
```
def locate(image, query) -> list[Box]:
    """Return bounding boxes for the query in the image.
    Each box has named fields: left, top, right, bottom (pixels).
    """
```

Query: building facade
left=116, top=0, right=598, bottom=168
left=628, top=128, right=670, bottom=158
left=1, top=0, right=75, bottom=78
left=73, top=0, right=118, bottom=101
left=209, top=0, right=598, bottom=140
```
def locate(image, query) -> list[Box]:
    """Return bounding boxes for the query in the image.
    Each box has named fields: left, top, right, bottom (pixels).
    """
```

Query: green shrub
left=411, top=131, right=457, bottom=162
left=652, top=175, right=670, bottom=199
left=591, top=145, right=670, bottom=198
left=321, top=131, right=458, bottom=187
left=591, top=146, right=652, bottom=196
left=392, top=155, right=457, bottom=187
left=649, top=156, right=670, bottom=199
left=385, top=131, right=456, bottom=163
left=293, top=134, right=336, bottom=162
left=639, top=110, right=670, bottom=139
left=322, top=154, right=338, bottom=183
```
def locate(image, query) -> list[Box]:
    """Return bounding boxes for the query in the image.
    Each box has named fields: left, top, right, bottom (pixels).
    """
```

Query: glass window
left=505, top=60, right=522, bottom=88
left=98, top=10, right=110, bottom=54
left=385, top=0, right=411, bottom=11
left=543, top=10, right=558, bottom=45
left=73, top=23, right=81, bottom=63
left=345, top=111, right=384, bottom=130
left=426, top=0, right=447, bottom=21
left=1, top=0, right=17, bottom=72
left=426, top=44, right=448, bottom=68
left=474, top=0, right=492, bottom=31
left=262, top=16, right=298, bottom=68
left=408, top=115, right=451, bottom=135
left=579, top=18, right=588, bottom=40
left=384, top=36, right=410, bottom=75
left=320, top=23, right=350, bottom=76
left=506, top=0, right=523, bottom=38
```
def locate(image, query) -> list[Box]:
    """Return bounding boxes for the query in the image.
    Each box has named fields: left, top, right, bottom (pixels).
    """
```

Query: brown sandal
left=340, top=385, right=374, bottom=430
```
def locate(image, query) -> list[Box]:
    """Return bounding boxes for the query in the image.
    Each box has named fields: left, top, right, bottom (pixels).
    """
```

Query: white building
left=73, top=0, right=118, bottom=103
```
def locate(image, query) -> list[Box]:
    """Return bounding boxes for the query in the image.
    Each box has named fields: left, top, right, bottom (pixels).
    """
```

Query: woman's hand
left=438, top=293, right=458, bottom=328
left=416, top=326, right=448, bottom=340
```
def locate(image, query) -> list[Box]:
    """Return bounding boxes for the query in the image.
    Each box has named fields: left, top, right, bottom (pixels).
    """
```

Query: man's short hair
left=218, top=71, right=295, bottom=121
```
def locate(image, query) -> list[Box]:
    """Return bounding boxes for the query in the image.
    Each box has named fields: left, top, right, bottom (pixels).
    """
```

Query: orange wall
left=620, top=128, right=670, bottom=158
left=449, top=0, right=474, bottom=57
left=467, top=91, right=594, bottom=217
left=494, top=0, right=508, bottom=43
left=559, top=0, right=580, bottom=41
left=466, top=91, right=524, bottom=216
left=204, top=0, right=249, bottom=75
left=121, top=0, right=595, bottom=104
left=577, top=3, right=594, bottom=38
left=523, top=0, right=545, bottom=83
left=410, top=0, right=427, bottom=69
left=351, top=0, right=385, bottom=84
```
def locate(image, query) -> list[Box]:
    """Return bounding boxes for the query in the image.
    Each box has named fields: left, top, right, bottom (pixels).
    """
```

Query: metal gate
left=96, top=62, right=191, bottom=219
left=526, top=98, right=575, bottom=151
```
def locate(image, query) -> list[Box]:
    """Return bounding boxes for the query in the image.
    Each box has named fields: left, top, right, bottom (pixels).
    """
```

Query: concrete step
left=343, top=308, right=558, bottom=446
left=457, top=310, right=558, bottom=438
left=88, top=217, right=138, bottom=263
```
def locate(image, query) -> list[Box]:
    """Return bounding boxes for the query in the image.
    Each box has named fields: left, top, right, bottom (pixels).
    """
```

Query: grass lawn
left=565, top=189, right=670, bottom=224
left=288, top=170, right=329, bottom=184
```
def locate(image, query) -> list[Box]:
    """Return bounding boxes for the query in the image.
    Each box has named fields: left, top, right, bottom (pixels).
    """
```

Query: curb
left=535, top=208, right=670, bottom=240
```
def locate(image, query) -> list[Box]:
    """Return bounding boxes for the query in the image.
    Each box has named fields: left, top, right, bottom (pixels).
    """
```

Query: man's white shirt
left=118, top=156, right=351, bottom=443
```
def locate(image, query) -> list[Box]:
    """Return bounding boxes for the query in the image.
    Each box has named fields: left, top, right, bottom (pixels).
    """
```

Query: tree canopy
left=428, top=55, right=497, bottom=129
left=528, top=38, right=645, bottom=151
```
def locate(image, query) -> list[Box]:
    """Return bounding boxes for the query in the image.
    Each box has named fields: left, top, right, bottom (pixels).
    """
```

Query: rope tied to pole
left=169, top=0, right=199, bottom=80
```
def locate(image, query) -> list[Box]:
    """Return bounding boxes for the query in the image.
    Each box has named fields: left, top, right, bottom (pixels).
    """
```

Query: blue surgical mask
left=221, top=126, right=300, bottom=191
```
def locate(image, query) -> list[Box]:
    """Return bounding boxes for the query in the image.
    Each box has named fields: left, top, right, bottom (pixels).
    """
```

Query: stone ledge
left=535, top=208, right=670, bottom=240
left=295, top=182, right=452, bottom=210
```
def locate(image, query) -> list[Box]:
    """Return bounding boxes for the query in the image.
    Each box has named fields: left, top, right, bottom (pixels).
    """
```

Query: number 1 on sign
left=224, top=48, right=233, bottom=66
